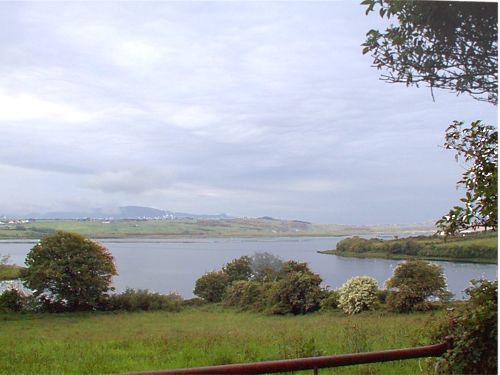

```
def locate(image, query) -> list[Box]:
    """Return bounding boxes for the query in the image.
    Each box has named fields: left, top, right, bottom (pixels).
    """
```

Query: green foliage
left=386, top=260, right=449, bottom=312
left=250, top=252, right=284, bottom=282
left=436, top=121, right=498, bottom=235
left=0, top=289, right=26, bottom=312
left=193, top=270, right=230, bottom=303
left=21, top=231, right=117, bottom=312
left=433, top=280, right=497, bottom=374
left=223, top=280, right=269, bottom=311
left=222, top=256, right=252, bottom=282
left=267, top=261, right=323, bottom=315
left=362, top=0, right=497, bottom=104
left=320, top=289, right=340, bottom=311
left=104, top=289, right=183, bottom=312
left=331, top=233, right=497, bottom=262
left=338, top=276, right=379, bottom=315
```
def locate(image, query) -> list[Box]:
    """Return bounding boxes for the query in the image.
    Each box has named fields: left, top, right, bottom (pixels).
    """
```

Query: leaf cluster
left=437, top=121, right=498, bottom=235
left=433, top=280, right=497, bottom=374
left=362, top=0, right=498, bottom=104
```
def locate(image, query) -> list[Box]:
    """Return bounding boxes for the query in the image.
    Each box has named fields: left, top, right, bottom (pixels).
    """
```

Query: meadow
left=1, top=306, right=444, bottom=375
left=0, top=218, right=434, bottom=239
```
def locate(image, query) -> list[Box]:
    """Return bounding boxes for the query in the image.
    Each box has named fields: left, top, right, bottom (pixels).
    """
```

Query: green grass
left=0, top=306, right=444, bottom=374
left=0, top=219, right=435, bottom=239
left=0, top=264, right=24, bottom=280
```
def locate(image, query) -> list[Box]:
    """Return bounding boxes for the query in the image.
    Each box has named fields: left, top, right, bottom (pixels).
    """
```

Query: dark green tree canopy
left=22, top=231, right=117, bottom=311
left=362, top=0, right=498, bottom=104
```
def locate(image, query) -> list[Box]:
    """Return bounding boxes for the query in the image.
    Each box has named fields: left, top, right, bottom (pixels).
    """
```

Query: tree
left=337, top=276, right=379, bottom=315
left=267, top=261, right=323, bottom=315
left=362, top=1, right=497, bottom=104
left=385, top=260, right=449, bottom=312
left=363, top=1, right=498, bottom=235
left=436, top=121, right=498, bottom=235
left=250, top=252, right=284, bottom=282
left=222, top=256, right=252, bottom=282
left=22, top=231, right=117, bottom=311
left=193, top=270, right=230, bottom=303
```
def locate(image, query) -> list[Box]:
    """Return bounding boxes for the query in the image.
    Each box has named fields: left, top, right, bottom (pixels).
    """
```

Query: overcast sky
left=0, top=1, right=497, bottom=224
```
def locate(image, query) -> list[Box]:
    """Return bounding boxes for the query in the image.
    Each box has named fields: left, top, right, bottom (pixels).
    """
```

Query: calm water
left=1, top=237, right=497, bottom=299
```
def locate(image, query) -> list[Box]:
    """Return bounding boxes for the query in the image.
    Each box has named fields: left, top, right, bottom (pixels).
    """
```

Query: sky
left=0, top=1, right=497, bottom=224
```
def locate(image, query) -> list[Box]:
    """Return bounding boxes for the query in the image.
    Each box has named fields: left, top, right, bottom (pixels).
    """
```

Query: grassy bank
left=1, top=306, right=442, bottom=374
left=0, top=264, right=23, bottom=281
left=0, top=218, right=435, bottom=239
left=319, top=232, right=498, bottom=264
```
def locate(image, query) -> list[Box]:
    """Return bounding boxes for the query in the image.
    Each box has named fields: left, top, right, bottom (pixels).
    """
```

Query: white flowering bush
left=338, top=276, right=379, bottom=315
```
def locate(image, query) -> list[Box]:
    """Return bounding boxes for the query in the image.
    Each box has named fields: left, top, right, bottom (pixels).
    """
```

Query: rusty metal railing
left=121, top=339, right=450, bottom=375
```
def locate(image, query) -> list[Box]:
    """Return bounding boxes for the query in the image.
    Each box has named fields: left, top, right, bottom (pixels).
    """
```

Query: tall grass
left=1, top=306, right=443, bottom=374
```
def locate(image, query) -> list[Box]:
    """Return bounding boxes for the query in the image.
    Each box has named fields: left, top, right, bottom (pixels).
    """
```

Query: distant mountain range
left=21, top=206, right=232, bottom=220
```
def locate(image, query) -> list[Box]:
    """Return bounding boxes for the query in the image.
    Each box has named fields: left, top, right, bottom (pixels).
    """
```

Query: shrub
left=267, top=262, right=323, bottom=315
left=433, top=279, right=497, bottom=374
left=0, top=289, right=26, bottom=312
left=250, top=252, right=284, bottom=282
left=21, top=231, right=117, bottom=311
left=105, top=289, right=183, bottom=312
left=193, top=270, right=230, bottom=303
left=320, top=289, right=340, bottom=311
left=222, top=256, right=252, bottom=282
left=385, top=260, right=450, bottom=313
left=223, top=280, right=268, bottom=311
left=338, top=276, right=379, bottom=315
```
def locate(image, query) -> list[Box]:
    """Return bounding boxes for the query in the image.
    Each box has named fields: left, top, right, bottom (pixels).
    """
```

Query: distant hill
left=25, top=206, right=232, bottom=220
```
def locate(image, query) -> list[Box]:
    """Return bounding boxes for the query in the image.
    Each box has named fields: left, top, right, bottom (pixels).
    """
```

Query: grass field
left=1, top=306, right=444, bottom=375
left=0, top=218, right=435, bottom=239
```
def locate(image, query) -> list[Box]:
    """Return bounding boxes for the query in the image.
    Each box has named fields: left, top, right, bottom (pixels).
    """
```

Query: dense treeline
left=331, top=233, right=497, bottom=262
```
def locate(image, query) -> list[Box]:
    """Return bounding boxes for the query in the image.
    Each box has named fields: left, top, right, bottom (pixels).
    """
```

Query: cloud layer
left=0, top=1, right=496, bottom=223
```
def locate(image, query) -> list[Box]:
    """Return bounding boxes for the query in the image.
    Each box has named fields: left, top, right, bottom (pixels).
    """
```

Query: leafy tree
left=267, top=261, right=323, bottom=315
left=250, top=252, right=284, bottom=282
left=363, top=1, right=498, bottom=235
left=21, top=231, right=117, bottom=311
left=433, top=280, right=497, bottom=374
left=222, top=256, right=252, bottom=282
left=362, top=0, right=497, bottom=104
left=385, top=260, right=449, bottom=312
left=338, top=276, right=379, bottom=315
left=193, top=270, right=230, bottom=303
left=436, top=121, right=498, bottom=235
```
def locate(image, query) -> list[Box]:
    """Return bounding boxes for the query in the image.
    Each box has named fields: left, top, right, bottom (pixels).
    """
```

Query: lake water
left=1, top=237, right=496, bottom=299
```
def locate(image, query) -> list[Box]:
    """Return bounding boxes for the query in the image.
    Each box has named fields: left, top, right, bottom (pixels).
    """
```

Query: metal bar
left=121, top=341, right=449, bottom=375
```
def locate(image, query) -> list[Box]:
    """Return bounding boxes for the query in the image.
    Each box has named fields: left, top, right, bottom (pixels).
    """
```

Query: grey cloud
left=85, top=169, right=175, bottom=194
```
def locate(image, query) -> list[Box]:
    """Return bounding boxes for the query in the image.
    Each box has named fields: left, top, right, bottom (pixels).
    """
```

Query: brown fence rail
left=121, top=340, right=449, bottom=375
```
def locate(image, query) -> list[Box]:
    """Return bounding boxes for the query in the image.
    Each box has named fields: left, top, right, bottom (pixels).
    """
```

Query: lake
left=1, top=237, right=496, bottom=299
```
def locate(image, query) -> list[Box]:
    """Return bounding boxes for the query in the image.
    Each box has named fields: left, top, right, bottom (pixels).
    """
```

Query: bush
left=433, top=280, right=497, bottom=374
left=250, top=252, right=284, bottom=282
left=320, top=289, right=340, bottom=311
left=223, top=280, right=269, bottom=311
left=21, top=231, right=117, bottom=312
left=267, top=261, right=323, bottom=315
left=385, top=260, right=450, bottom=313
left=0, top=289, right=26, bottom=312
left=193, top=270, right=230, bottom=303
left=222, top=256, right=252, bottom=282
left=338, top=276, right=379, bottom=315
left=105, top=289, right=183, bottom=312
